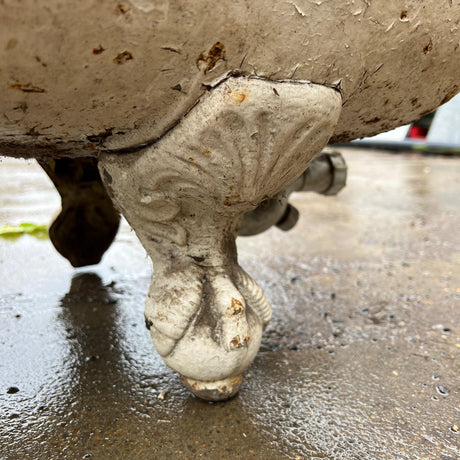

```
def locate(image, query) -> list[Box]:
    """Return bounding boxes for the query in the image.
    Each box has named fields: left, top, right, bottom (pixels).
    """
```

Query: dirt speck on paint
left=423, top=39, right=433, bottom=54
left=92, top=45, right=105, bottom=55
left=117, top=3, right=131, bottom=15
left=35, top=56, right=47, bottom=67
left=9, top=82, right=46, bottom=93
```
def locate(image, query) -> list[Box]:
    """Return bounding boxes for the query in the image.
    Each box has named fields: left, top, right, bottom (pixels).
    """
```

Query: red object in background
left=408, top=124, right=429, bottom=139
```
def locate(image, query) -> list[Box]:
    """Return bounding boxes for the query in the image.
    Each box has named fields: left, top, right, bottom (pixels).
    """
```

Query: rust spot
left=230, top=335, right=249, bottom=348
left=400, top=10, right=408, bottom=20
left=202, top=149, right=211, bottom=156
left=423, top=39, right=433, bottom=54
left=224, top=193, right=241, bottom=206
left=196, top=42, right=226, bottom=73
left=9, top=82, right=45, bottom=93
left=188, top=157, right=195, bottom=162
left=226, top=298, right=244, bottom=316
left=455, top=44, right=459, bottom=52
left=93, top=45, right=105, bottom=55
left=224, top=196, right=232, bottom=206
left=231, top=92, right=246, bottom=105
left=113, top=51, right=133, bottom=64
left=117, top=3, right=131, bottom=15
left=230, top=336, right=244, bottom=348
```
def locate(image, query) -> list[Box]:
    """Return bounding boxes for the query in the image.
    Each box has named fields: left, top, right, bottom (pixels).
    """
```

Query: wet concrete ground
left=0, top=148, right=459, bottom=460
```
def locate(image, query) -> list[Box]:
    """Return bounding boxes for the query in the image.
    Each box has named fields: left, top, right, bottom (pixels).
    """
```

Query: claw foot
left=99, top=76, right=341, bottom=399
left=145, top=261, right=267, bottom=388
left=39, top=157, right=120, bottom=267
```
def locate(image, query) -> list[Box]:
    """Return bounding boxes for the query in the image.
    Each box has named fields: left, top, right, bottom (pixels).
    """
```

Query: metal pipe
left=239, top=149, right=347, bottom=236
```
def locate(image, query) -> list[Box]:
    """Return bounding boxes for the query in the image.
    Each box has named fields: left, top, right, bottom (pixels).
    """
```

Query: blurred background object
left=345, top=94, right=460, bottom=154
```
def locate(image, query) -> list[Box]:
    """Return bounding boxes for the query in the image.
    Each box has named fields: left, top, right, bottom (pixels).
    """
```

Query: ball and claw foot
left=39, top=157, right=120, bottom=267
left=99, top=76, right=342, bottom=400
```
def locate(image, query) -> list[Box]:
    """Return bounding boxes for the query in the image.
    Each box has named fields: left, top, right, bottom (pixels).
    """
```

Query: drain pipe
left=239, top=149, right=347, bottom=236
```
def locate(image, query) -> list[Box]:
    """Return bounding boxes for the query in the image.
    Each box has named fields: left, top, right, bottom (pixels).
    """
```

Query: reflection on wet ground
left=0, top=149, right=459, bottom=459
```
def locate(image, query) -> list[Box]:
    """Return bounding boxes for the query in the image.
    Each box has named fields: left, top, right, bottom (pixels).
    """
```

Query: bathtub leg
left=39, top=157, right=120, bottom=267
left=99, top=76, right=342, bottom=400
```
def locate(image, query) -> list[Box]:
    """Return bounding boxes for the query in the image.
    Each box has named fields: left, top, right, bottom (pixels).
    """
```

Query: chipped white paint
left=99, top=77, right=341, bottom=398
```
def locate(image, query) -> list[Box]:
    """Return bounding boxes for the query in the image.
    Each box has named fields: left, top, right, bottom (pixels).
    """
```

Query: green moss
left=0, top=223, right=48, bottom=240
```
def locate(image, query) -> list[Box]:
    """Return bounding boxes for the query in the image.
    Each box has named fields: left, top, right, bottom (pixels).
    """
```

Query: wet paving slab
left=0, top=148, right=459, bottom=459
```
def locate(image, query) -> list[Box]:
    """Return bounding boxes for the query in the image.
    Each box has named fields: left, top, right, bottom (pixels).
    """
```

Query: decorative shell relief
left=114, top=77, right=341, bottom=248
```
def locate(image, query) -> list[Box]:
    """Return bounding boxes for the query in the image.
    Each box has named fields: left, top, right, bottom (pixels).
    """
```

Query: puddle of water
left=1, top=151, right=459, bottom=459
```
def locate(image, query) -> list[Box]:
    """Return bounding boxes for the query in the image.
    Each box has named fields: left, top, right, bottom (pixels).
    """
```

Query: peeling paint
left=196, top=42, right=226, bottom=74
left=113, top=51, right=133, bottom=64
